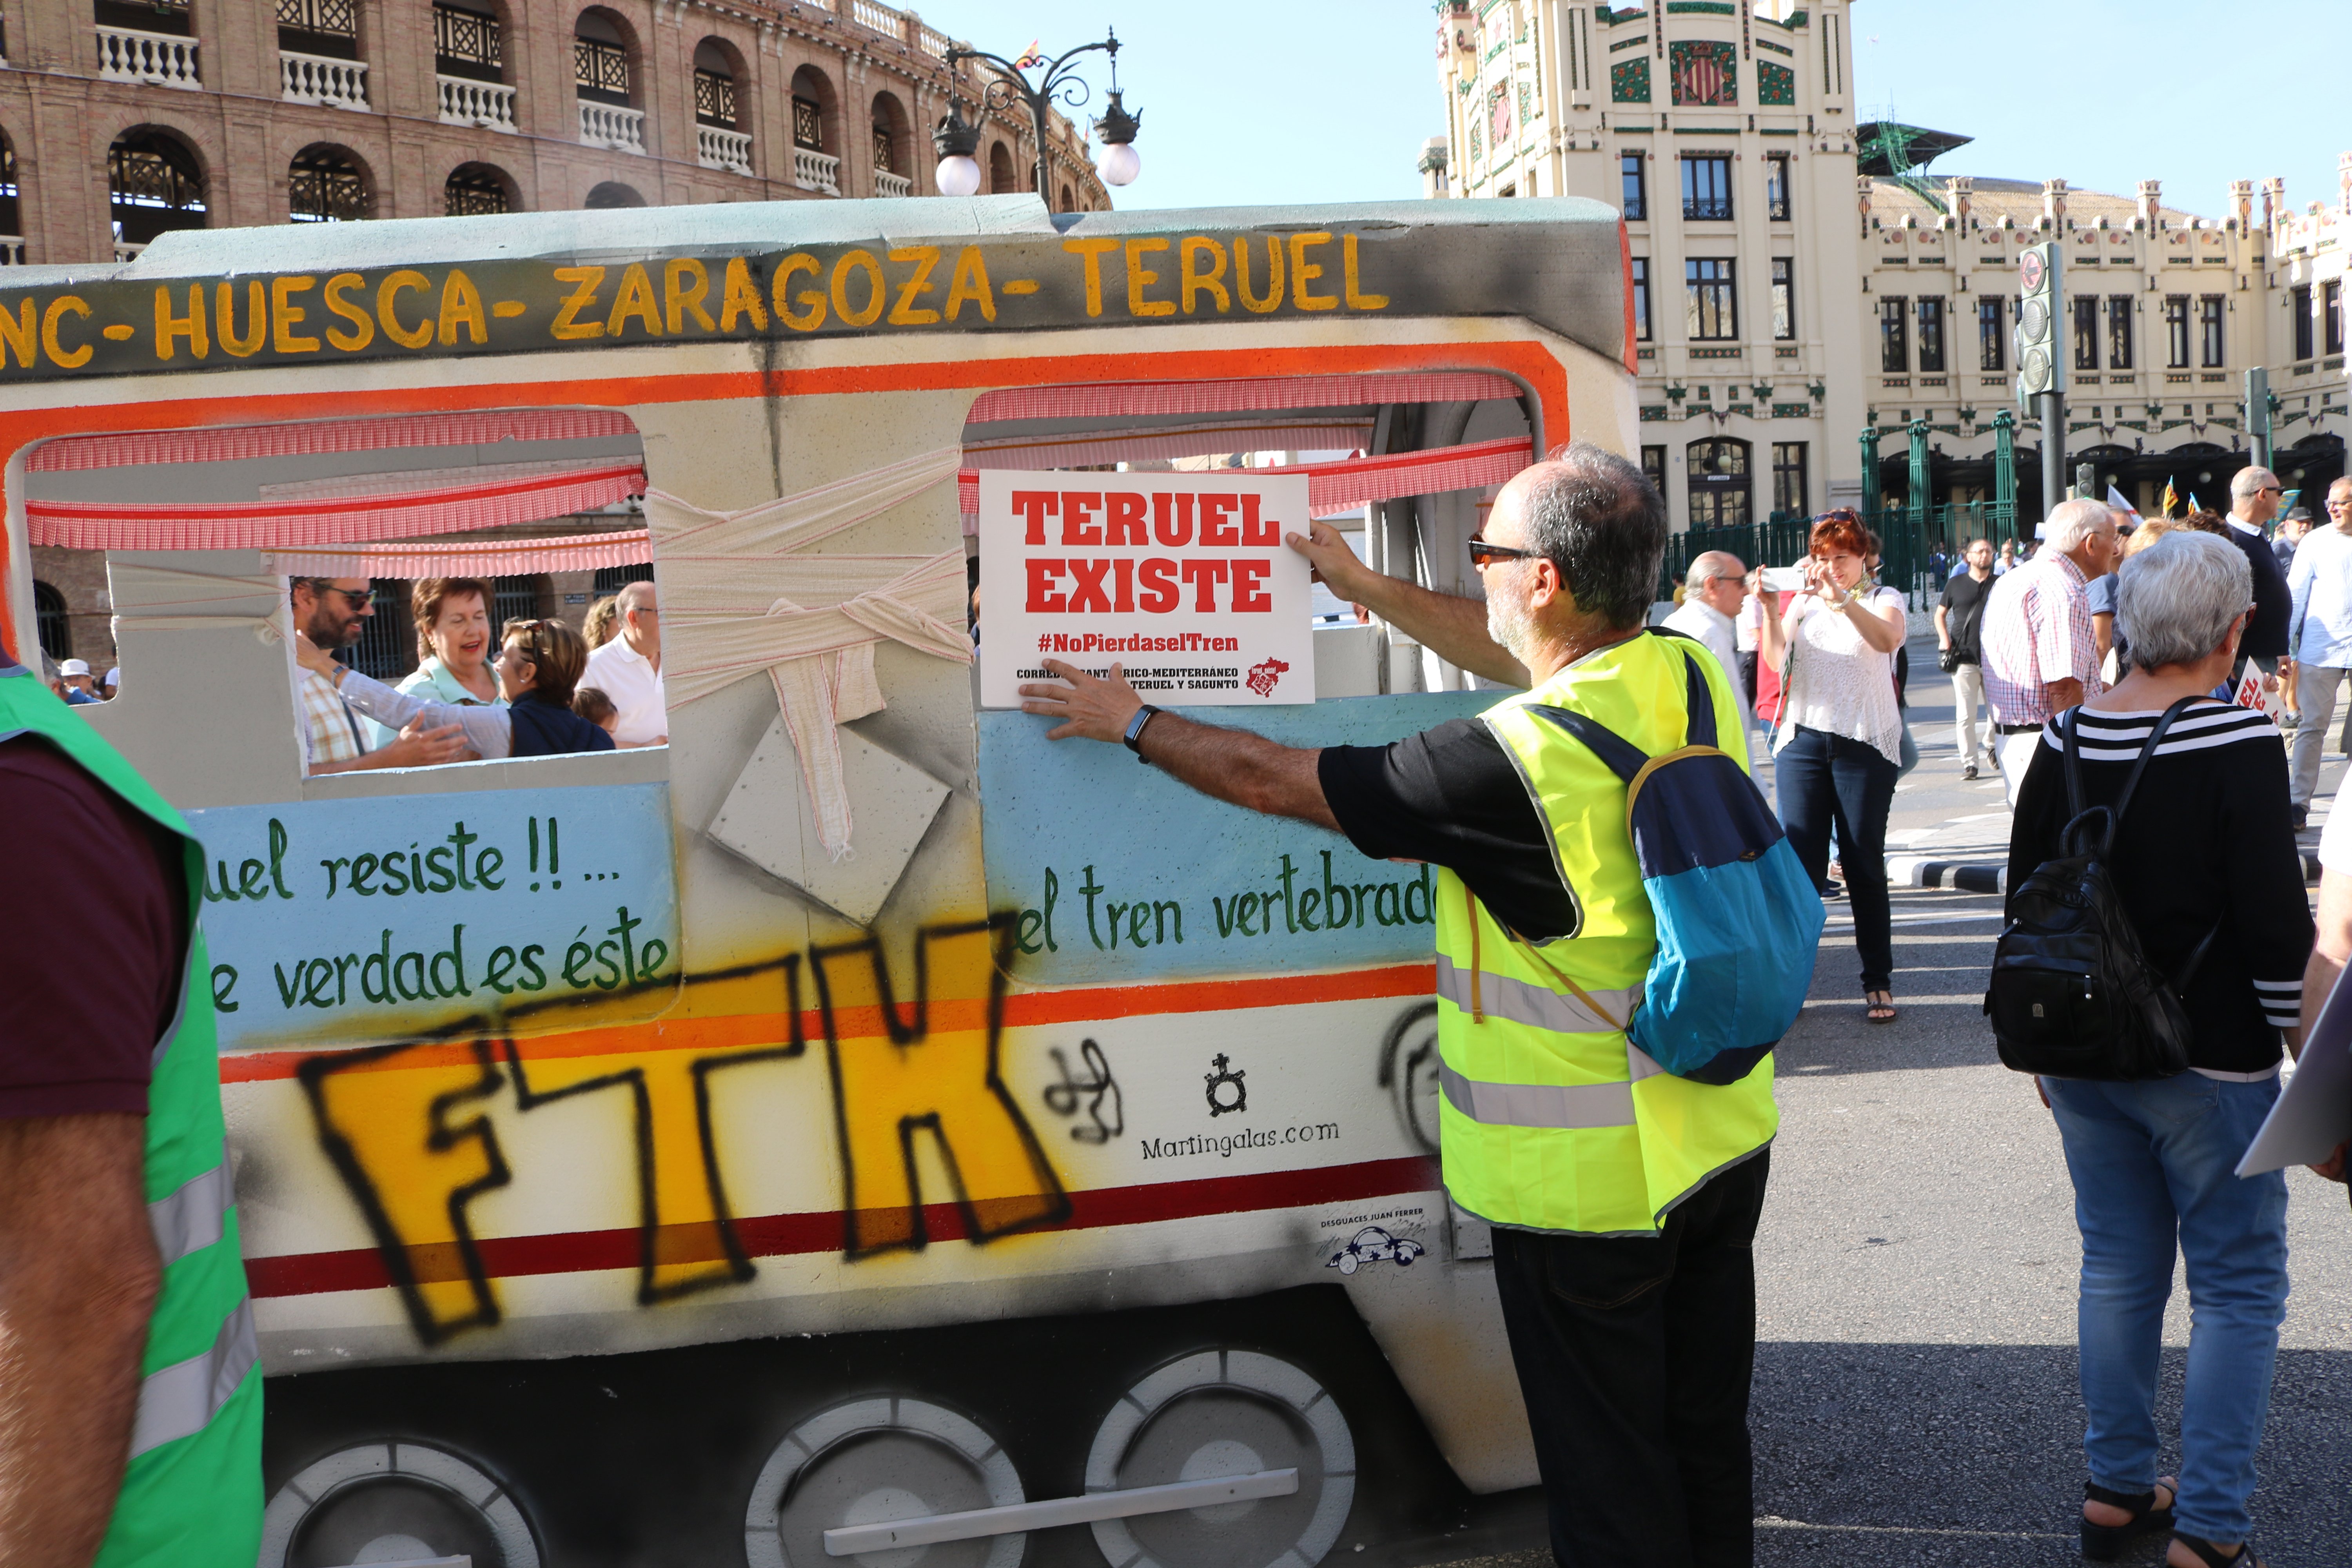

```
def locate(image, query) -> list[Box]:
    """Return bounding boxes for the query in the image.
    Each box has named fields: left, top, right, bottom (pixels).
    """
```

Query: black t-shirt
left=1317, top=719, right=1574, bottom=940
left=1940, top=571, right=1991, bottom=662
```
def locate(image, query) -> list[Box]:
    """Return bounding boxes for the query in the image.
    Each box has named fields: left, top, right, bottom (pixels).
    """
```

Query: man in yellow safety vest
left=1021, top=444, right=1778, bottom=1567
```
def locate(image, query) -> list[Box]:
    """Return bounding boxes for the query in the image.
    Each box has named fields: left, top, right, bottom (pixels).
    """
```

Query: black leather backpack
left=1984, top=698, right=2219, bottom=1081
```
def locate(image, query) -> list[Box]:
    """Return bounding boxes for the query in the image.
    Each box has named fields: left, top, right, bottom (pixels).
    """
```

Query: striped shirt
left=297, top=666, right=367, bottom=772
left=1981, top=550, right=2104, bottom=726
left=2008, top=701, right=2308, bottom=1073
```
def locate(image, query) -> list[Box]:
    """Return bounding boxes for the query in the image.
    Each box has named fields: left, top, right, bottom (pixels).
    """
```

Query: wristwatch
left=1122, top=704, right=1162, bottom=762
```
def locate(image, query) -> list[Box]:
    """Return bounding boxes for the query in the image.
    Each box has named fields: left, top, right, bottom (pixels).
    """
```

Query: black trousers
left=1772, top=724, right=1897, bottom=990
left=1489, top=1149, right=1771, bottom=1568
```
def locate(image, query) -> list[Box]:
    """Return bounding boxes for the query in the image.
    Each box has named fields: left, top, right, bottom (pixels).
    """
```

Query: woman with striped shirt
left=2007, top=531, right=2308, bottom=1568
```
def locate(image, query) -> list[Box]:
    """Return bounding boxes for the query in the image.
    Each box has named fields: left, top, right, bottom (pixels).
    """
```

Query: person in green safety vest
left=0, top=657, right=263, bottom=1566
left=1020, top=443, right=1780, bottom=1568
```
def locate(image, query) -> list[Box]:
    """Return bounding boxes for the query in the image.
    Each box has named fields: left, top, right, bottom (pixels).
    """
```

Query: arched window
left=1059, top=183, right=1074, bottom=213
left=1685, top=438, right=1753, bottom=529
left=870, top=92, right=910, bottom=194
left=790, top=67, right=839, bottom=193
left=572, top=9, right=631, bottom=106
left=289, top=144, right=370, bottom=223
left=33, top=581, right=69, bottom=661
left=0, top=131, right=20, bottom=253
left=693, top=39, right=738, bottom=128
left=986, top=141, right=1016, bottom=195
left=432, top=0, right=503, bottom=83
left=445, top=162, right=512, bottom=216
left=584, top=181, right=644, bottom=209
left=108, top=127, right=205, bottom=254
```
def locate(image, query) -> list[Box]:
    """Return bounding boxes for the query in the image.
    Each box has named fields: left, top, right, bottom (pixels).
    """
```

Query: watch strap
left=1123, top=704, right=1161, bottom=759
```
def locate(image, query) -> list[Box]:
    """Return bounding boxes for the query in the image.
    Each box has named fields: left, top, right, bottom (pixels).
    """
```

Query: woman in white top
left=1755, top=510, right=1907, bottom=1022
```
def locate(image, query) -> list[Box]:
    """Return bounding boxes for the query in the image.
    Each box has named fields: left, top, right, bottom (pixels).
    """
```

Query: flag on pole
left=2187, top=492, right=2201, bottom=513
left=2159, top=479, right=2179, bottom=517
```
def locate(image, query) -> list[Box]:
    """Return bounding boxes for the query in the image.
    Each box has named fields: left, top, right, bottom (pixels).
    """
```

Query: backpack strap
left=2109, top=695, right=2210, bottom=825
left=1679, top=652, right=1718, bottom=750
left=2060, top=696, right=2208, bottom=859
left=1527, top=702, right=1647, bottom=785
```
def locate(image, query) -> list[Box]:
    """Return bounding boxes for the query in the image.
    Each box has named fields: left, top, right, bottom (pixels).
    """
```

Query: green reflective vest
left=0, top=665, right=263, bottom=1566
left=1432, top=633, right=1778, bottom=1237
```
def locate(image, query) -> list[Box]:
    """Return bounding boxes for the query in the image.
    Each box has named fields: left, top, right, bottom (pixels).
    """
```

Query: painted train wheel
left=259, top=1441, right=540, bottom=1568
left=1087, top=1350, right=1356, bottom=1568
left=746, top=1396, right=1027, bottom=1568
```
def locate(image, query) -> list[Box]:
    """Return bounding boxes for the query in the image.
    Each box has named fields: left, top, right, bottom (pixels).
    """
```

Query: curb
left=1879, top=853, right=2324, bottom=893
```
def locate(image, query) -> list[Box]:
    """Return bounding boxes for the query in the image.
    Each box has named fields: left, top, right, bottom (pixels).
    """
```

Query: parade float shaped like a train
left=0, top=192, right=1637, bottom=1568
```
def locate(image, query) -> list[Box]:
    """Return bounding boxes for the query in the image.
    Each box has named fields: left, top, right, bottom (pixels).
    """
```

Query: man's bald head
left=1490, top=443, right=1668, bottom=631
left=1686, top=551, right=1746, bottom=590
left=617, top=580, right=656, bottom=617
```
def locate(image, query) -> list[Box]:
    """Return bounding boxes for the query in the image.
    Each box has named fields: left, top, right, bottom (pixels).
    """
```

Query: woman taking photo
left=294, top=617, right=612, bottom=759
left=2006, top=532, right=2306, bottom=1568
left=1756, top=510, right=1906, bottom=1022
left=364, top=577, right=505, bottom=748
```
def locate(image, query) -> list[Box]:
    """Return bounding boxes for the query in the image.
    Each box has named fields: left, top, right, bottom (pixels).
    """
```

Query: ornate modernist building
left=21, top=0, right=1109, bottom=670
left=1429, top=0, right=2348, bottom=534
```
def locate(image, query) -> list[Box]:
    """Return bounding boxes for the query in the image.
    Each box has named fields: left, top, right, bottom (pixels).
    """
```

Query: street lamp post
left=931, top=29, right=1140, bottom=207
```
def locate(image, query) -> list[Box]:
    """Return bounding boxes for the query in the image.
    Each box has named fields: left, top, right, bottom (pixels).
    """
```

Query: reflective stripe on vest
left=148, top=1162, right=233, bottom=1267
left=1439, top=1062, right=1635, bottom=1129
left=129, top=1298, right=258, bottom=1460
left=1433, top=954, right=1641, bottom=1038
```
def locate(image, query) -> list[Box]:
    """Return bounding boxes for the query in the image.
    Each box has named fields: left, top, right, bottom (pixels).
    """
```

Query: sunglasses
left=325, top=586, right=374, bottom=610
left=1467, top=532, right=1538, bottom=567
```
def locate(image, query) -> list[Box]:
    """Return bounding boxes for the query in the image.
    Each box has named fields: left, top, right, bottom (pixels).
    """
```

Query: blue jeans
left=2044, top=1075, right=2290, bottom=1544
left=1773, top=725, right=1896, bottom=989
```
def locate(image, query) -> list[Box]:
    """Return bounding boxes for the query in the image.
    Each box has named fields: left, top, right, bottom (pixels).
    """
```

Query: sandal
left=1865, top=989, right=1897, bottom=1024
left=2169, top=1534, right=2263, bottom=1568
left=2081, top=1479, right=2174, bottom=1561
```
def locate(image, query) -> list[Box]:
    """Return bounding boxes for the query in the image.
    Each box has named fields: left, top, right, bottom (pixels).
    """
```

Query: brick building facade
left=21, top=0, right=1112, bottom=673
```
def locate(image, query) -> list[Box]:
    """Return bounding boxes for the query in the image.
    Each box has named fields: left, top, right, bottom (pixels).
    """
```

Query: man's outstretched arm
left=1285, top=521, right=1531, bottom=688
left=1018, top=660, right=1340, bottom=831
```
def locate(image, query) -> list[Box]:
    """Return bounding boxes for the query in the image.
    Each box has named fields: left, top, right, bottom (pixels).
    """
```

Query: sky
left=940, top=1, right=2345, bottom=218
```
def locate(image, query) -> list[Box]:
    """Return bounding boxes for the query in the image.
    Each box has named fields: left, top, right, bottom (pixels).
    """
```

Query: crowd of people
left=287, top=574, right=668, bottom=775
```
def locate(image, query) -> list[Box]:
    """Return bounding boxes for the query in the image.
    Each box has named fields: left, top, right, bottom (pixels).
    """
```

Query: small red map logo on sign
left=1246, top=657, right=1290, bottom=698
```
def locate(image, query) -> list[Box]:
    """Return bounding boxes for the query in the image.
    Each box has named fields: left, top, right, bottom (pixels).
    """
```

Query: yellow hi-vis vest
left=1432, top=632, right=1779, bottom=1236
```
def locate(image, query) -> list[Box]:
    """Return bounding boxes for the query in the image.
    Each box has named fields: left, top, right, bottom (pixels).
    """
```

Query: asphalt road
left=1440, top=630, right=2352, bottom=1568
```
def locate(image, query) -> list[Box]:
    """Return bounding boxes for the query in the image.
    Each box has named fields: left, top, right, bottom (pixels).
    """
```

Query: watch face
left=2019, top=250, right=2045, bottom=292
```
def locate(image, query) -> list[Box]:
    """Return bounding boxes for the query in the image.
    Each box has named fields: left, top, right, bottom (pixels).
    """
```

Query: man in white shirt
left=583, top=579, right=667, bottom=746
left=1662, top=550, right=1760, bottom=775
left=2287, top=477, right=2352, bottom=828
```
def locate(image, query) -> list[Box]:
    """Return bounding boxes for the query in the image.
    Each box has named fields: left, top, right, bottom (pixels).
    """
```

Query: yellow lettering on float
left=271, top=276, right=320, bottom=353
left=886, top=247, right=942, bottom=326
left=40, top=297, right=91, bottom=368
left=1123, top=238, right=1175, bottom=318
left=0, top=298, right=40, bottom=368
left=1342, top=233, right=1389, bottom=310
left=323, top=273, right=373, bottom=350
left=216, top=280, right=267, bottom=358
left=830, top=250, right=886, bottom=328
left=438, top=270, right=488, bottom=346
left=773, top=254, right=826, bottom=331
left=717, top=256, right=767, bottom=332
left=1288, top=232, right=1337, bottom=311
left=377, top=270, right=434, bottom=349
left=102, top=325, right=134, bottom=341
left=152, top=287, right=206, bottom=362
left=943, top=247, right=995, bottom=322
left=605, top=263, right=662, bottom=338
left=550, top=266, right=607, bottom=340
left=1061, top=237, right=1120, bottom=318
left=1233, top=236, right=1285, bottom=314
left=1180, top=237, right=1230, bottom=315
left=664, top=258, right=715, bottom=334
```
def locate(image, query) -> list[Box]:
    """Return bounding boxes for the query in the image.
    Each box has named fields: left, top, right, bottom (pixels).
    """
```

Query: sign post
left=977, top=470, right=1316, bottom=709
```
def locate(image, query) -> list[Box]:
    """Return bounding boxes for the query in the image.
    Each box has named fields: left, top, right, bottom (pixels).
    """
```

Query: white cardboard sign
left=977, top=469, right=1316, bottom=708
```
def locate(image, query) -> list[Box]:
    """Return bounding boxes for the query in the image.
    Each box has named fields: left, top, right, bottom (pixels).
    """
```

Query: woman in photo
left=296, top=616, right=612, bottom=760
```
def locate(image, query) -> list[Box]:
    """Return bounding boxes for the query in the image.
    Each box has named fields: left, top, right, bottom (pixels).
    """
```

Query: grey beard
left=1486, top=592, right=1533, bottom=665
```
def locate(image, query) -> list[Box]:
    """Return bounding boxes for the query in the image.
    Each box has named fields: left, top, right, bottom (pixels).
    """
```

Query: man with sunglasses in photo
left=288, top=578, right=467, bottom=777
left=1019, top=445, right=1777, bottom=1568
left=2286, top=478, right=2352, bottom=831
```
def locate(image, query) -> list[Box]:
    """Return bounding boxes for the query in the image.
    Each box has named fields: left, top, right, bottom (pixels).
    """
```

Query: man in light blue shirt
left=2286, top=477, right=2352, bottom=824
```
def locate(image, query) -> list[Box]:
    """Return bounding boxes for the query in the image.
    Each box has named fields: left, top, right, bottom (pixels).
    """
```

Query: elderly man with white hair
left=581, top=578, right=667, bottom=747
left=1981, top=498, right=2121, bottom=801
left=1662, top=549, right=1762, bottom=775
left=2221, top=465, right=2294, bottom=690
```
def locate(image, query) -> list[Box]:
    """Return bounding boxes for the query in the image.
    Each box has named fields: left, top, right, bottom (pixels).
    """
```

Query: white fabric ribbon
left=648, top=447, right=971, bottom=858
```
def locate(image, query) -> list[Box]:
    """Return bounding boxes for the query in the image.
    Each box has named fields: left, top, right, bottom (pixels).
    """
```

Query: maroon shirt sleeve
left=0, top=735, right=187, bottom=1117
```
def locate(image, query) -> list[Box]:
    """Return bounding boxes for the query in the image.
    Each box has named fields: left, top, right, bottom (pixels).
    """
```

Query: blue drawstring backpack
left=1526, top=642, right=1824, bottom=1083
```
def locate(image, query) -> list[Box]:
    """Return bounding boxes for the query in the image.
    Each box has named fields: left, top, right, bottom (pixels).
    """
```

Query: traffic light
left=2015, top=241, right=2061, bottom=401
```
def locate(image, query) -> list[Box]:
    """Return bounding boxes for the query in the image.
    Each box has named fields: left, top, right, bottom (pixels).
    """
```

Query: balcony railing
left=114, top=240, right=147, bottom=263
left=696, top=125, right=752, bottom=175
left=579, top=100, right=646, bottom=155
left=874, top=170, right=912, bottom=198
left=794, top=146, right=840, bottom=194
left=280, top=51, right=368, bottom=110
left=0, top=238, right=24, bottom=265
left=98, top=26, right=201, bottom=89
left=437, top=74, right=516, bottom=132
left=850, top=0, right=898, bottom=30
left=1682, top=197, right=1733, bottom=221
